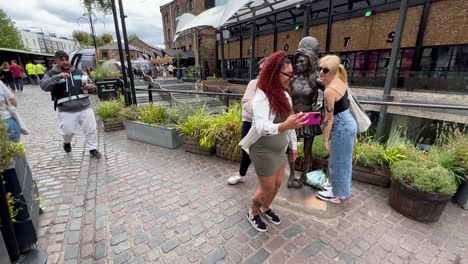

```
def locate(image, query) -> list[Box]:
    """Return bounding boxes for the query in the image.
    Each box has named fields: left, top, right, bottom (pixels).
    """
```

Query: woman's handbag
left=4, top=95, right=30, bottom=135
left=347, top=87, right=371, bottom=133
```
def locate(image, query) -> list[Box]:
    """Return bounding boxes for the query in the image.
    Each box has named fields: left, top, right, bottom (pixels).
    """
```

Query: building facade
left=20, top=30, right=80, bottom=54
left=217, top=0, right=468, bottom=92
left=160, top=0, right=226, bottom=74
left=97, top=43, right=143, bottom=61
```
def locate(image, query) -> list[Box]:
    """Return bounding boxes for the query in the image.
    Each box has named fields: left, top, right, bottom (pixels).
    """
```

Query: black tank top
left=333, top=89, right=349, bottom=115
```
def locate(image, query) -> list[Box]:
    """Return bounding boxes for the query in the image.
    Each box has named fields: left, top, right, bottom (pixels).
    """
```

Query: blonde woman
left=316, top=55, right=357, bottom=204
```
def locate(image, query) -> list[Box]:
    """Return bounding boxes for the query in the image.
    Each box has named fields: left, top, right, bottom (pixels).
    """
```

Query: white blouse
left=239, top=89, right=297, bottom=154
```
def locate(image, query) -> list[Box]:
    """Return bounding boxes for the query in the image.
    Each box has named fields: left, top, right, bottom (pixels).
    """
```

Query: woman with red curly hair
left=240, top=51, right=307, bottom=232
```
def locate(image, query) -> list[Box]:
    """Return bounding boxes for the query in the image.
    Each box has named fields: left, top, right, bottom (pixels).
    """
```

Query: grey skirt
left=249, top=132, right=288, bottom=176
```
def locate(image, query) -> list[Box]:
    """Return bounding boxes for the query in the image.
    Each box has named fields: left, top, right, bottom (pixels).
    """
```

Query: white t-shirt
left=0, top=81, right=14, bottom=119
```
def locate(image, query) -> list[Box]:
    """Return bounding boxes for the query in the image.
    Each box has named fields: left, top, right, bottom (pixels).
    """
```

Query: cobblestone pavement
left=15, top=86, right=468, bottom=264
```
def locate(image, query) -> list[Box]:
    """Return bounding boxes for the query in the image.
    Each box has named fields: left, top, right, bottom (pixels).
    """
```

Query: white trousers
left=58, top=108, right=97, bottom=150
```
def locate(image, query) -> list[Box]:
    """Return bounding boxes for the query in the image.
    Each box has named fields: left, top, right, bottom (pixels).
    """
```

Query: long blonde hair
left=319, top=55, right=348, bottom=85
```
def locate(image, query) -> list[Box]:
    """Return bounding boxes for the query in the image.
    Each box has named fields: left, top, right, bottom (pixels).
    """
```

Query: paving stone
left=283, top=225, right=305, bottom=238
left=201, top=246, right=227, bottom=264
left=64, top=245, right=79, bottom=260
left=340, top=252, right=357, bottom=264
left=245, top=248, right=270, bottom=264
left=190, top=226, right=204, bottom=236
left=115, top=251, right=131, bottom=264
left=67, top=231, right=80, bottom=244
left=134, top=233, right=150, bottom=245
left=111, top=225, right=127, bottom=237
left=162, top=239, right=180, bottom=253
left=111, top=233, right=128, bottom=246
left=302, top=241, right=325, bottom=257
left=113, top=241, right=130, bottom=255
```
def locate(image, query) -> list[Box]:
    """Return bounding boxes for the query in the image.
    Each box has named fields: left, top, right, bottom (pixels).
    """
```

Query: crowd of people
left=0, top=60, right=47, bottom=93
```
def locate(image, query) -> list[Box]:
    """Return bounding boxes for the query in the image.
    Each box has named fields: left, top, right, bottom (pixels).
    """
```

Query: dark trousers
left=13, top=77, right=23, bottom=91
left=28, top=75, right=37, bottom=85
left=4, top=80, right=16, bottom=90
left=38, top=74, right=44, bottom=81
left=239, top=121, right=252, bottom=176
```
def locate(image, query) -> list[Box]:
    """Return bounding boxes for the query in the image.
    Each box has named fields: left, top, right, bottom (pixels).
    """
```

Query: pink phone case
left=307, top=112, right=321, bottom=125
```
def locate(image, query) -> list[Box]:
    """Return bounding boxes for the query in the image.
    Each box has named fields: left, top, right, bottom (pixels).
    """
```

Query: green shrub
left=297, top=135, right=330, bottom=160
left=353, top=137, right=385, bottom=168
left=175, top=105, right=214, bottom=150
left=0, top=121, right=25, bottom=167
left=119, top=105, right=140, bottom=121
left=390, top=160, right=457, bottom=195
left=96, top=99, right=123, bottom=121
left=138, top=104, right=170, bottom=126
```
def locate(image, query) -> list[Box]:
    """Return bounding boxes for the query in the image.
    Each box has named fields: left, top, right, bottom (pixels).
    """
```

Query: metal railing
left=131, top=87, right=468, bottom=111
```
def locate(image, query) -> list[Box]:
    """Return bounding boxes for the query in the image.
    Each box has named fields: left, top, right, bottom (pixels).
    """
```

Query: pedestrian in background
left=0, top=62, right=16, bottom=91
left=36, top=63, right=45, bottom=81
left=240, top=51, right=307, bottom=232
left=316, top=55, right=357, bottom=204
left=0, top=80, right=20, bottom=142
left=9, top=60, right=24, bottom=93
left=25, top=61, right=38, bottom=86
left=228, top=57, right=268, bottom=185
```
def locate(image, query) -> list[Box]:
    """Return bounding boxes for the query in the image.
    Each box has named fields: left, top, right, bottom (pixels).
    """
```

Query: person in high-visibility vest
left=25, top=61, right=38, bottom=86
left=36, top=63, right=45, bottom=81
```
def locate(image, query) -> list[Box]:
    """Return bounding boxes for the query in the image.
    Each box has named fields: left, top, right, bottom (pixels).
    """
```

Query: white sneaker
left=228, top=174, right=246, bottom=185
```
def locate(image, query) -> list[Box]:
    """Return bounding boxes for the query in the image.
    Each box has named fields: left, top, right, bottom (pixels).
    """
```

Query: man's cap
left=54, top=50, right=69, bottom=58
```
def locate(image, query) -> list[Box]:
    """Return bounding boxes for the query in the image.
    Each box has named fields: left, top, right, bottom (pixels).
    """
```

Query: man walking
left=228, top=57, right=268, bottom=184
left=40, top=51, right=102, bottom=158
left=25, top=61, right=37, bottom=85
left=36, top=63, right=45, bottom=81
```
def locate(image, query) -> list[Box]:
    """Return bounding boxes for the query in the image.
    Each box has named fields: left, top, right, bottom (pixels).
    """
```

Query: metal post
left=148, top=89, right=153, bottom=102
left=325, top=0, right=333, bottom=53
left=110, top=0, right=130, bottom=106
left=303, top=1, right=311, bottom=37
left=411, top=0, right=432, bottom=73
left=273, top=13, right=278, bottom=51
left=376, top=0, right=409, bottom=140
left=117, top=0, right=137, bottom=105
left=88, top=13, right=98, bottom=52
left=219, top=28, right=226, bottom=80
left=249, top=10, right=256, bottom=80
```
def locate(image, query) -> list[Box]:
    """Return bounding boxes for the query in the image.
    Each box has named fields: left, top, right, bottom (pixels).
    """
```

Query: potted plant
left=389, top=159, right=458, bottom=222
left=96, top=99, right=125, bottom=132
left=203, top=103, right=242, bottom=162
left=91, top=64, right=121, bottom=101
left=176, top=105, right=215, bottom=155
left=122, top=104, right=184, bottom=149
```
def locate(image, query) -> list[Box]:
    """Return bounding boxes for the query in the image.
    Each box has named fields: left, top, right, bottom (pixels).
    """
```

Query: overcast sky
left=1, top=0, right=172, bottom=47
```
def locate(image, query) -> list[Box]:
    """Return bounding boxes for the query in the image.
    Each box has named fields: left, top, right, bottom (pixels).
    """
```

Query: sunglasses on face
left=317, top=66, right=330, bottom=74
left=280, top=71, right=293, bottom=79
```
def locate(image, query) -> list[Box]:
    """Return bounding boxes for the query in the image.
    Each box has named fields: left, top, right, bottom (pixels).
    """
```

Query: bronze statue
left=287, top=37, right=325, bottom=188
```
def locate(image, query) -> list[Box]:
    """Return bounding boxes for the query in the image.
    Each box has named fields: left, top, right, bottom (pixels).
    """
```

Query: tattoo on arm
left=321, top=120, right=329, bottom=130
left=253, top=196, right=267, bottom=210
left=324, top=98, right=334, bottom=113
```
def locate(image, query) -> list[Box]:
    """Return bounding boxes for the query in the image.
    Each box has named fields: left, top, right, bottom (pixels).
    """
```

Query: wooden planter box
left=215, top=144, right=241, bottom=162
left=126, top=121, right=183, bottom=149
left=102, top=119, right=125, bottom=132
left=184, top=138, right=214, bottom=156
left=389, top=179, right=452, bottom=223
left=352, top=165, right=391, bottom=187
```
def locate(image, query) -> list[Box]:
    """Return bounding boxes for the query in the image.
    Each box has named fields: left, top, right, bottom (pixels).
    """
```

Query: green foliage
left=0, top=121, right=25, bottom=167
left=391, top=160, right=458, bottom=195
left=202, top=103, right=242, bottom=161
left=82, top=0, right=112, bottom=14
left=128, top=34, right=139, bottom=43
left=353, top=137, right=385, bottom=168
left=297, top=135, right=330, bottom=160
left=100, top=33, right=113, bottom=44
left=138, top=104, right=170, bottom=126
left=0, top=9, right=25, bottom=50
left=73, top=30, right=91, bottom=47
left=119, top=105, right=139, bottom=121
left=5, top=192, right=20, bottom=223
left=91, top=64, right=119, bottom=80
left=187, top=65, right=200, bottom=78
left=96, top=99, right=123, bottom=121
left=175, top=105, right=214, bottom=150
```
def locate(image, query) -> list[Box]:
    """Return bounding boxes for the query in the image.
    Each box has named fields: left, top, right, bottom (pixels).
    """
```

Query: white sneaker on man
left=228, top=174, right=246, bottom=185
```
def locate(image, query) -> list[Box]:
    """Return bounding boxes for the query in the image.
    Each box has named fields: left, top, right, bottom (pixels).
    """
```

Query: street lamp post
left=29, top=27, right=49, bottom=53
left=77, top=13, right=104, bottom=66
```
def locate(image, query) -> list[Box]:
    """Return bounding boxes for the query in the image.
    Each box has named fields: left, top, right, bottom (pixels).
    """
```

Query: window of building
left=25, top=38, right=29, bottom=47
left=39, top=39, right=44, bottom=48
left=58, top=43, right=62, bottom=49
left=452, top=46, right=468, bottom=72
left=376, top=50, right=391, bottom=77
left=33, top=39, right=37, bottom=47
left=205, top=0, right=215, bottom=9
left=165, top=13, right=169, bottom=23
left=189, top=44, right=193, bottom=51
left=176, top=7, right=180, bottom=17
left=52, top=42, right=57, bottom=49
left=168, top=29, right=172, bottom=40
left=46, top=41, right=51, bottom=48
left=188, top=0, right=194, bottom=10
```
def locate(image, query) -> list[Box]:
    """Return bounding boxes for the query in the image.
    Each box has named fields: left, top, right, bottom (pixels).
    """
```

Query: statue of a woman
left=287, top=37, right=324, bottom=188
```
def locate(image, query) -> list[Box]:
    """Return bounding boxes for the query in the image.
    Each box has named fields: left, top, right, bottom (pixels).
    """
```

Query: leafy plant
left=391, top=160, right=458, bottom=195
left=91, top=63, right=119, bottom=80
left=5, top=192, right=20, bottom=223
left=0, top=121, right=25, bottom=167
left=297, top=135, right=330, bottom=160
left=138, top=104, right=170, bottom=126
left=175, top=105, right=214, bottom=150
left=353, top=137, right=385, bottom=168
left=202, top=103, right=242, bottom=161
left=119, top=105, right=140, bottom=121
left=96, top=99, right=123, bottom=121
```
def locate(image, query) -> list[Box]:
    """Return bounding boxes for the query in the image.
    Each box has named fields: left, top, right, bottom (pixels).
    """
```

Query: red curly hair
left=257, top=51, right=292, bottom=118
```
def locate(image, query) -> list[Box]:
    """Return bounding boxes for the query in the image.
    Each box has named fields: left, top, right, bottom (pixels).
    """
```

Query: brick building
left=159, top=0, right=224, bottom=74
left=97, top=43, right=143, bottom=61
left=217, top=0, right=468, bottom=92
left=129, top=37, right=164, bottom=59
